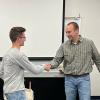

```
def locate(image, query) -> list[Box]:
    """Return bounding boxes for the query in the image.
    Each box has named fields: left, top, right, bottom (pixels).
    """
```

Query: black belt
left=65, top=73, right=89, bottom=77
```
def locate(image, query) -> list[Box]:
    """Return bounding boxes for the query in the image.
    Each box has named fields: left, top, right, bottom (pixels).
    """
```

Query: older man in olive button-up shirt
left=46, top=22, right=100, bottom=100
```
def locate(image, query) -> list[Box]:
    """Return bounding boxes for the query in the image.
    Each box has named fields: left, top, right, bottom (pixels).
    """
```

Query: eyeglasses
left=19, top=36, right=26, bottom=39
left=66, top=31, right=71, bottom=33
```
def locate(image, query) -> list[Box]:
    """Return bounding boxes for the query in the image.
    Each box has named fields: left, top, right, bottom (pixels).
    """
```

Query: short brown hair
left=67, top=22, right=79, bottom=31
left=9, top=27, right=26, bottom=42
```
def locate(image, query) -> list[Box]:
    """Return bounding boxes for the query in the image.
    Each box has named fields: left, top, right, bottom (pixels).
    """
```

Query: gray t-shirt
left=0, top=48, right=44, bottom=93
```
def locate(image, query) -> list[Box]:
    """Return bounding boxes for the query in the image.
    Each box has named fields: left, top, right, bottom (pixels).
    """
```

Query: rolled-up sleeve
left=51, top=44, right=64, bottom=68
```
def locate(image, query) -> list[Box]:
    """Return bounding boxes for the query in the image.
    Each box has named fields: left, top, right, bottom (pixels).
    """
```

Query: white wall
left=0, top=0, right=63, bottom=57
left=65, top=0, right=100, bottom=96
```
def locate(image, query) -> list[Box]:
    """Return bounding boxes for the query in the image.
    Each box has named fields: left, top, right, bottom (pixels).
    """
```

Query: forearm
left=51, top=57, right=63, bottom=69
left=16, top=55, right=45, bottom=74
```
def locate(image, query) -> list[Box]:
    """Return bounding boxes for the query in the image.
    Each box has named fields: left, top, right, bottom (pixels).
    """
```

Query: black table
left=0, top=78, right=4, bottom=100
left=25, top=77, right=66, bottom=100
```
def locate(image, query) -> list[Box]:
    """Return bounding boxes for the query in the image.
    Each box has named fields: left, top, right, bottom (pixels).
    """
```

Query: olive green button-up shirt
left=51, top=36, right=100, bottom=75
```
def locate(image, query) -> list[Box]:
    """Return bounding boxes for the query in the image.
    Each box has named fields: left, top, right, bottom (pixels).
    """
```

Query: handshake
left=43, top=64, right=52, bottom=71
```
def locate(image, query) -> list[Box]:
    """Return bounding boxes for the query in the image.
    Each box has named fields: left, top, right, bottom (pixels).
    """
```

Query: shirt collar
left=70, top=35, right=83, bottom=45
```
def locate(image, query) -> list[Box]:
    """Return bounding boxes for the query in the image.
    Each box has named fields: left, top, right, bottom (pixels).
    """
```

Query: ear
left=75, top=29, right=79, bottom=34
left=16, top=37, right=20, bottom=42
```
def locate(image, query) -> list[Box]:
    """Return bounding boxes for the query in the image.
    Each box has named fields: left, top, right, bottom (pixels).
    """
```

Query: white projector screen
left=0, top=0, right=64, bottom=59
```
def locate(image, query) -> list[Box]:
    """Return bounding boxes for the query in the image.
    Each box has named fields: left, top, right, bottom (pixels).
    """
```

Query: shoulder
left=4, top=48, right=26, bottom=60
left=82, top=37, right=93, bottom=43
left=81, top=37, right=96, bottom=49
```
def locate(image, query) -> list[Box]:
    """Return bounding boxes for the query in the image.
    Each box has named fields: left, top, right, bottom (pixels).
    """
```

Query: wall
left=0, top=0, right=63, bottom=58
left=65, top=0, right=100, bottom=96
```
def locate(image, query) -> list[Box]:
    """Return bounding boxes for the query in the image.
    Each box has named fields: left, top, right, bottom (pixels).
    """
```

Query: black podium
left=0, top=78, right=4, bottom=100
left=25, top=77, right=66, bottom=100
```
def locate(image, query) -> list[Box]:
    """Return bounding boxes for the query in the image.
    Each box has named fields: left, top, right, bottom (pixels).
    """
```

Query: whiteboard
left=0, top=0, right=64, bottom=59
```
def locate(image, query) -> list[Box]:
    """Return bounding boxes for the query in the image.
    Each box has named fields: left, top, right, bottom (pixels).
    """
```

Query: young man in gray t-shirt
left=0, top=27, right=50, bottom=100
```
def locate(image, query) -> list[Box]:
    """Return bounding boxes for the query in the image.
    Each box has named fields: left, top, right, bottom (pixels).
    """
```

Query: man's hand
left=43, top=64, right=51, bottom=71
